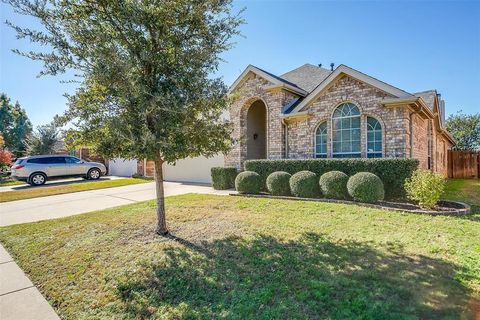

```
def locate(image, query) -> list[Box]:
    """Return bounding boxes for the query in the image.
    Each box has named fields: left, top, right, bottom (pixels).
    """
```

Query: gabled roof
left=280, top=63, right=332, bottom=92
left=228, top=65, right=308, bottom=96
left=288, top=64, right=414, bottom=114
left=414, top=90, right=437, bottom=111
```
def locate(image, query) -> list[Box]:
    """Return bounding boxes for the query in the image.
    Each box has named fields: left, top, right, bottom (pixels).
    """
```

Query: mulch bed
left=230, top=193, right=471, bottom=215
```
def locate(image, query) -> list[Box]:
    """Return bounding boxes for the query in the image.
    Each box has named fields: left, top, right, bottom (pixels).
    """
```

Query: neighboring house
left=225, top=63, right=454, bottom=176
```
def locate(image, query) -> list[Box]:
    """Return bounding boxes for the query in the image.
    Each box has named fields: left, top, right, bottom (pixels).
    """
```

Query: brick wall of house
left=408, top=114, right=450, bottom=176
left=137, top=159, right=155, bottom=177
left=410, top=113, right=430, bottom=170
left=225, top=72, right=301, bottom=169
left=286, top=75, right=409, bottom=159
left=434, top=130, right=449, bottom=176
left=227, top=72, right=451, bottom=176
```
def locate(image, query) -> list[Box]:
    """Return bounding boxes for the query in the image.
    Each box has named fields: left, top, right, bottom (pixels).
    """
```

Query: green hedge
left=245, top=158, right=418, bottom=200
left=211, top=167, right=238, bottom=190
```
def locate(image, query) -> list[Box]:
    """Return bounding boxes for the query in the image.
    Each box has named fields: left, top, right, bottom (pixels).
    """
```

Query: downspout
left=282, top=118, right=288, bottom=159
left=409, top=112, right=413, bottom=158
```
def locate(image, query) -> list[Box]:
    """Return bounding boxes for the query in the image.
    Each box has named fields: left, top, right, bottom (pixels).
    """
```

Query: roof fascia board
left=383, top=97, right=419, bottom=106
left=289, top=65, right=414, bottom=114
left=228, top=65, right=307, bottom=96
left=281, top=111, right=311, bottom=122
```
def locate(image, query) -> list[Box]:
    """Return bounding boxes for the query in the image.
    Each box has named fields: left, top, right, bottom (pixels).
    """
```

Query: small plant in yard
left=319, top=171, right=349, bottom=200
left=347, top=172, right=384, bottom=203
left=266, top=171, right=291, bottom=196
left=235, top=171, right=262, bottom=194
left=0, top=149, right=13, bottom=171
left=211, top=167, right=237, bottom=190
left=289, top=171, right=320, bottom=198
left=404, top=169, right=446, bottom=209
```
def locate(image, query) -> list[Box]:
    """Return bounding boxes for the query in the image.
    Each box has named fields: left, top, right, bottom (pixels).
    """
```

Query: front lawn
left=444, top=179, right=480, bottom=214
left=0, top=178, right=151, bottom=203
left=0, top=185, right=478, bottom=319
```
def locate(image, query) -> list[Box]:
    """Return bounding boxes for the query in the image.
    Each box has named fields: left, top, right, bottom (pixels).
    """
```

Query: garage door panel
left=108, top=158, right=138, bottom=177
left=163, top=155, right=224, bottom=183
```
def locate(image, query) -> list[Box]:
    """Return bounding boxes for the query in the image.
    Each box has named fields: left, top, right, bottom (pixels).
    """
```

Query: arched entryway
left=246, top=100, right=267, bottom=159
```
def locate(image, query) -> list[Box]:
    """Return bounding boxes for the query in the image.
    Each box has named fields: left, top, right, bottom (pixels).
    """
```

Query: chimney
left=330, top=63, right=335, bottom=71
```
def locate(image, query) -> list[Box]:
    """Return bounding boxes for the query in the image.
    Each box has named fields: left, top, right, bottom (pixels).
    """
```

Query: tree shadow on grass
left=114, top=233, right=475, bottom=319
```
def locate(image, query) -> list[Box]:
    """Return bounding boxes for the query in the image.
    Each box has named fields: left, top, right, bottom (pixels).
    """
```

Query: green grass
left=444, top=179, right=480, bottom=214
left=0, top=178, right=151, bottom=203
left=0, top=176, right=24, bottom=186
left=0, top=181, right=479, bottom=319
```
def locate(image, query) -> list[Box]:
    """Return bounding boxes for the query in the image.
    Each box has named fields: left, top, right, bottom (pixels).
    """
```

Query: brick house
left=225, top=64, right=454, bottom=176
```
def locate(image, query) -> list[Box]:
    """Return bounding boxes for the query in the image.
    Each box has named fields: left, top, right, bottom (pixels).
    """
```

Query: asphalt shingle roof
left=280, top=63, right=332, bottom=93
left=414, top=90, right=437, bottom=111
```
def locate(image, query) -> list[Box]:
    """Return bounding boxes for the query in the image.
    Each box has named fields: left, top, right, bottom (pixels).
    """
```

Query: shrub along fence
left=245, top=158, right=419, bottom=200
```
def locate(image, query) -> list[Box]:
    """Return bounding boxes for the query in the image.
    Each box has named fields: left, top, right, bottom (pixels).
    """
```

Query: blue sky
left=1, top=1, right=479, bottom=127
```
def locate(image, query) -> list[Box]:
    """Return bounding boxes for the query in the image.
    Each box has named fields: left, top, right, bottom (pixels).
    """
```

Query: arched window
left=366, top=117, right=382, bottom=158
left=315, top=122, right=327, bottom=158
left=332, top=103, right=361, bottom=158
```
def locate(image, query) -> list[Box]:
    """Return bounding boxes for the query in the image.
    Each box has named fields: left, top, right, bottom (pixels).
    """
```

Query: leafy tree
left=0, top=149, right=14, bottom=171
left=446, top=111, right=480, bottom=151
left=6, top=0, right=243, bottom=234
left=0, top=93, right=32, bottom=156
left=25, top=123, right=61, bottom=155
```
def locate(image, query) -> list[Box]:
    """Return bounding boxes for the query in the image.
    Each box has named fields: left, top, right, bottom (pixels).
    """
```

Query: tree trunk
left=154, top=155, right=168, bottom=235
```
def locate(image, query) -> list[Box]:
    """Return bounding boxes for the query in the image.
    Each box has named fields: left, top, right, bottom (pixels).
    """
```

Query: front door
left=246, top=100, right=267, bottom=159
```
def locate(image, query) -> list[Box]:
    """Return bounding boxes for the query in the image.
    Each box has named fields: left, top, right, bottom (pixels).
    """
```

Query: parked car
left=10, top=155, right=107, bottom=186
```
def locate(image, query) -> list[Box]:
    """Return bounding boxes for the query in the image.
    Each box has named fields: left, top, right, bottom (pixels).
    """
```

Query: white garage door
left=163, top=154, right=224, bottom=184
left=108, top=158, right=138, bottom=177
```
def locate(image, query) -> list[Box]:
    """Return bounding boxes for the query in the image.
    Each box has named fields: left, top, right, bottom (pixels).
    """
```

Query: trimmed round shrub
left=289, top=171, right=320, bottom=198
left=266, top=171, right=291, bottom=196
left=235, top=171, right=262, bottom=194
left=347, top=172, right=385, bottom=203
left=319, top=171, right=349, bottom=199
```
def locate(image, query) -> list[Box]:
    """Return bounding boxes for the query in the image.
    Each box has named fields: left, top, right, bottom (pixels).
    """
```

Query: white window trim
left=314, top=121, right=328, bottom=158
left=365, top=116, right=383, bottom=158
left=331, top=103, right=362, bottom=157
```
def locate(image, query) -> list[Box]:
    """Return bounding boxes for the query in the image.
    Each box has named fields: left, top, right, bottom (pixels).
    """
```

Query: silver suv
left=11, top=155, right=107, bottom=186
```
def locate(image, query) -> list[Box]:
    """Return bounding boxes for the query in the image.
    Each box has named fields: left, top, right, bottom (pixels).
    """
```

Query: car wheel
left=29, top=173, right=47, bottom=186
left=88, top=168, right=101, bottom=180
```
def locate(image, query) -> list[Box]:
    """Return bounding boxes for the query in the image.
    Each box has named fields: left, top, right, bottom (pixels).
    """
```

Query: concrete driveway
left=0, top=181, right=232, bottom=227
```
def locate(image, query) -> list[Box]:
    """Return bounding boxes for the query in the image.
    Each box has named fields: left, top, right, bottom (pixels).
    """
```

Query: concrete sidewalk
left=0, top=244, right=59, bottom=320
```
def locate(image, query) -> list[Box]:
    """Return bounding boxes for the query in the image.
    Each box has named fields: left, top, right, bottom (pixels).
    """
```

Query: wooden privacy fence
left=448, top=150, right=480, bottom=179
